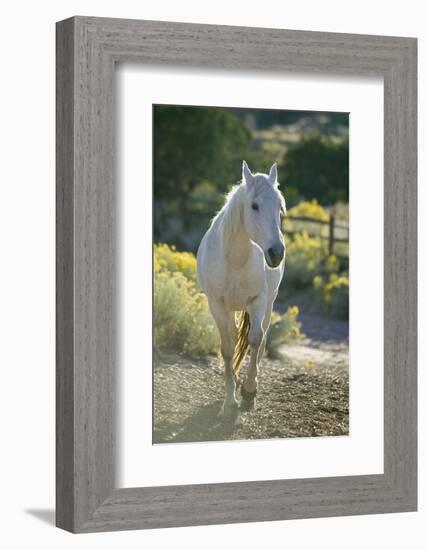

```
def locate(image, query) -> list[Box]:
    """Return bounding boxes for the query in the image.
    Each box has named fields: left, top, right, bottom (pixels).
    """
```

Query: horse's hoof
left=240, top=385, right=257, bottom=411
left=240, top=397, right=256, bottom=412
left=219, top=400, right=239, bottom=419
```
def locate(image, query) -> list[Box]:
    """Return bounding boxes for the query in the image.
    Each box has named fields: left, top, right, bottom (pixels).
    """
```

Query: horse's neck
left=224, top=223, right=251, bottom=269
left=220, top=190, right=251, bottom=269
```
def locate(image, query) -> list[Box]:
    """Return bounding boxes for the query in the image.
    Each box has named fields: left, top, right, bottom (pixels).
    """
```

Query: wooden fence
left=284, top=214, right=349, bottom=257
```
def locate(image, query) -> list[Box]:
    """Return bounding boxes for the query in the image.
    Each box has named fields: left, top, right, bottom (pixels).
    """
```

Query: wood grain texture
left=56, top=16, right=417, bottom=533
left=56, top=18, right=75, bottom=532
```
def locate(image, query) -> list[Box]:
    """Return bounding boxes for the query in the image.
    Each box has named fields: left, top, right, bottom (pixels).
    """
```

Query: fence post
left=328, top=214, right=335, bottom=256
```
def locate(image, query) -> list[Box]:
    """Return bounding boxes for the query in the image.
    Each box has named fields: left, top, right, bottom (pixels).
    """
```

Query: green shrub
left=154, top=269, right=220, bottom=355
left=313, top=273, right=349, bottom=319
left=284, top=232, right=339, bottom=289
left=154, top=243, right=198, bottom=283
left=188, top=180, right=223, bottom=213
left=287, top=199, right=329, bottom=222
left=285, top=199, right=330, bottom=240
left=265, top=306, right=304, bottom=358
left=284, top=134, right=349, bottom=205
left=154, top=244, right=219, bottom=355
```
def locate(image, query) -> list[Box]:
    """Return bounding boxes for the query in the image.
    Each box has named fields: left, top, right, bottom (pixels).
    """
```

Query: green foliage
left=284, top=232, right=339, bottom=289
left=188, top=180, right=224, bottom=215
left=313, top=273, right=349, bottom=319
left=265, top=306, right=304, bottom=358
left=233, top=108, right=348, bottom=131
left=281, top=201, right=349, bottom=319
left=154, top=245, right=219, bottom=355
left=154, top=271, right=220, bottom=355
left=284, top=135, right=349, bottom=205
left=154, top=243, right=198, bottom=283
left=287, top=199, right=329, bottom=222
left=154, top=105, right=251, bottom=202
left=285, top=199, right=330, bottom=239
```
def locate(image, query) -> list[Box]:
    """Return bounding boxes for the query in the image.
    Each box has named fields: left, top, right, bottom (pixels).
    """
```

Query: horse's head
left=241, top=160, right=286, bottom=268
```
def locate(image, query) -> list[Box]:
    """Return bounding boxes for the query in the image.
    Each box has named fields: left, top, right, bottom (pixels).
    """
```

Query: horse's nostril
left=267, top=245, right=284, bottom=266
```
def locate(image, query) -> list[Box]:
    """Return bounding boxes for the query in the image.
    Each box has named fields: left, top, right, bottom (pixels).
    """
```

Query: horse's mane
left=211, top=184, right=245, bottom=250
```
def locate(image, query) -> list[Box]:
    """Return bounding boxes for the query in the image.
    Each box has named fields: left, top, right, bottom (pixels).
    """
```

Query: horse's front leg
left=208, top=298, right=238, bottom=417
left=241, top=294, right=267, bottom=410
left=258, top=299, right=275, bottom=361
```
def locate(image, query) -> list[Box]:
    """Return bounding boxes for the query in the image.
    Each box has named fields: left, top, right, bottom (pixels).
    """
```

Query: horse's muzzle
left=266, top=243, right=285, bottom=268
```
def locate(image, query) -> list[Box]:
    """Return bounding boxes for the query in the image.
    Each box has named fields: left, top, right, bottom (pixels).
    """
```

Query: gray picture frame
left=56, top=16, right=417, bottom=533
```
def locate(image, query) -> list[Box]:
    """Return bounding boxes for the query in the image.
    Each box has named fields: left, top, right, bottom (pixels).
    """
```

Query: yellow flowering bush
left=284, top=232, right=339, bottom=288
left=154, top=243, right=198, bottom=283
left=284, top=199, right=330, bottom=239
left=287, top=199, right=329, bottom=222
left=265, top=306, right=304, bottom=358
left=325, top=254, right=340, bottom=274
left=313, top=273, right=349, bottom=319
left=154, top=244, right=219, bottom=355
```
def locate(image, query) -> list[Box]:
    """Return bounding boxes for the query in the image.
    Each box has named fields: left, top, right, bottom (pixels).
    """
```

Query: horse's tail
left=232, top=311, right=250, bottom=379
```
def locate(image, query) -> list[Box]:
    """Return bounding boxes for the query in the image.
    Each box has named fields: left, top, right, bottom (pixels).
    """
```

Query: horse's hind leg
left=241, top=295, right=267, bottom=410
left=208, top=298, right=238, bottom=417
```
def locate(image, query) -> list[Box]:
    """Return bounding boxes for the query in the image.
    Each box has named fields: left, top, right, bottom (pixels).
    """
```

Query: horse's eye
left=251, top=202, right=259, bottom=211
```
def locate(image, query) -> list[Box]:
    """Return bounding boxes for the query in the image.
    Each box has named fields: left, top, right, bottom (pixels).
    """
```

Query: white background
left=0, top=1, right=425, bottom=549
left=118, top=67, right=384, bottom=487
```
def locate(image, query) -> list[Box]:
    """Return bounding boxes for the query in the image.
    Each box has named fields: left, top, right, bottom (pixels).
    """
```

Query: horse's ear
left=242, top=160, right=254, bottom=187
left=268, top=163, right=278, bottom=186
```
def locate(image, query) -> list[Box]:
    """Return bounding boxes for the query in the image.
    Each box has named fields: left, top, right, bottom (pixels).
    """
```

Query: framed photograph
left=56, top=16, right=417, bottom=532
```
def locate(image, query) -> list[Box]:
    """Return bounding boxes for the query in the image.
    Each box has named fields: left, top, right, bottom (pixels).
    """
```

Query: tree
left=154, top=105, right=251, bottom=203
left=283, top=135, right=349, bottom=205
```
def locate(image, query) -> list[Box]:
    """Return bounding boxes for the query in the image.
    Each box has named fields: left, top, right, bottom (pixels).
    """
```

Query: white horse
left=197, top=161, right=286, bottom=416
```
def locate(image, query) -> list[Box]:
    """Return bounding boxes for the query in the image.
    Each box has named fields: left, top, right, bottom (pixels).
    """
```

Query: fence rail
left=285, top=214, right=348, bottom=257
left=286, top=215, right=348, bottom=229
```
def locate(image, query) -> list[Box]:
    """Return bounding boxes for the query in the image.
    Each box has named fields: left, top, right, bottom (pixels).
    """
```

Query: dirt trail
left=153, top=314, right=349, bottom=444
